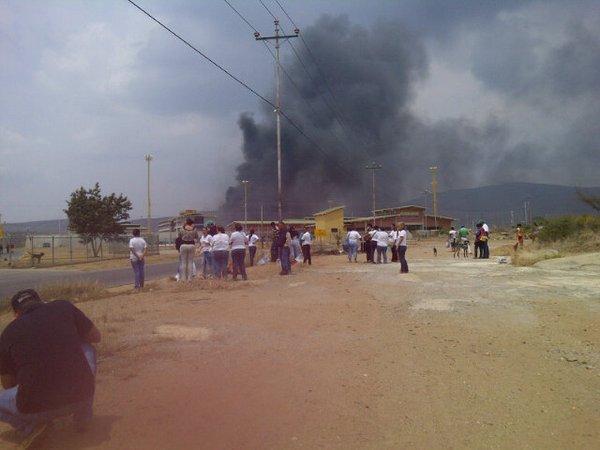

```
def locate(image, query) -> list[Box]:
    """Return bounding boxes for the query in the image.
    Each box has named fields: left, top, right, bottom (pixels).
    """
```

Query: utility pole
left=365, top=162, right=382, bottom=225
left=429, top=166, right=438, bottom=230
left=145, top=154, right=152, bottom=239
left=242, top=180, right=249, bottom=229
left=255, top=20, right=299, bottom=221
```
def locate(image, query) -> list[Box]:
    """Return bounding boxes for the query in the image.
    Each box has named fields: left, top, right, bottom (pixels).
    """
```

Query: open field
left=0, top=240, right=598, bottom=449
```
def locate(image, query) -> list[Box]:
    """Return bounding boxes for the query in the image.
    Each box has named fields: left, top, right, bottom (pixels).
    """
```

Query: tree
left=576, top=188, right=600, bottom=212
left=64, top=183, right=132, bottom=257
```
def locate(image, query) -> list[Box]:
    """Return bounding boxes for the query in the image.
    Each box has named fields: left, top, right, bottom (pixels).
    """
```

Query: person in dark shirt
left=0, top=289, right=101, bottom=446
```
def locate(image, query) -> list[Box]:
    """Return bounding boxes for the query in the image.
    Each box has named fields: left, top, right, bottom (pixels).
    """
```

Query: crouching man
left=0, top=289, right=101, bottom=447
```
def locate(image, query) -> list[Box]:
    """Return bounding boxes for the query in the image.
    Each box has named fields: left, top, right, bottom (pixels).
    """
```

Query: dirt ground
left=0, top=240, right=598, bottom=449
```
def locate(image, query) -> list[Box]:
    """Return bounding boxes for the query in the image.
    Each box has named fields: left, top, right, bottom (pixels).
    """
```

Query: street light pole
left=365, top=162, right=382, bottom=225
left=429, top=166, right=438, bottom=230
left=255, top=21, right=299, bottom=221
left=242, top=180, right=249, bottom=229
left=145, top=154, right=152, bottom=239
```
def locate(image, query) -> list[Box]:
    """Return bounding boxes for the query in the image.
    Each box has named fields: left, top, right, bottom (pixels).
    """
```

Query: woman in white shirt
left=199, top=227, right=213, bottom=279
left=211, top=226, right=230, bottom=280
left=248, top=229, right=260, bottom=266
left=373, top=227, right=389, bottom=264
left=345, top=227, right=361, bottom=263
left=230, top=223, right=248, bottom=280
left=301, top=226, right=312, bottom=265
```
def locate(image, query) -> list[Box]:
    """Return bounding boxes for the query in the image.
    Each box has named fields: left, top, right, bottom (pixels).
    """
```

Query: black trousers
left=398, top=246, right=409, bottom=273
left=302, top=244, right=311, bottom=265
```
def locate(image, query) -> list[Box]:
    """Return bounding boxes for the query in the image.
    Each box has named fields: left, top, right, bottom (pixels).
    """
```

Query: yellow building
left=313, top=206, right=345, bottom=243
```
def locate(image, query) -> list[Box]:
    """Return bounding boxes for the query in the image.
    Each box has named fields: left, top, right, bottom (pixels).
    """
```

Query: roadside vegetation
left=512, top=215, right=600, bottom=266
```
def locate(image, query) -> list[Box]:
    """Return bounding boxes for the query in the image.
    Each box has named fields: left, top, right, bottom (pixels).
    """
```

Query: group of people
left=269, top=221, right=313, bottom=275
left=447, top=221, right=491, bottom=258
left=345, top=222, right=409, bottom=273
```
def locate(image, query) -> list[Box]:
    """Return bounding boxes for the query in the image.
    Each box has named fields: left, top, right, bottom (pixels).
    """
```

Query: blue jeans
left=201, top=252, right=213, bottom=279
left=130, top=258, right=145, bottom=288
left=398, top=246, right=409, bottom=273
left=231, top=249, right=247, bottom=280
left=249, top=246, right=257, bottom=266
left=347, top=242, right=358, bottom=261
left=376, top=246, right=388, bottom=263
left=0, top=344, right=97, bottom=434
left=212, top=250, right=229, bottom=279
left=280, top=247, right=291, bottom=274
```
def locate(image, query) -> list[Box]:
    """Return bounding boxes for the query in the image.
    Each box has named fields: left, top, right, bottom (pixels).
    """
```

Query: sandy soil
left=0, top=241, right=598, bottom=449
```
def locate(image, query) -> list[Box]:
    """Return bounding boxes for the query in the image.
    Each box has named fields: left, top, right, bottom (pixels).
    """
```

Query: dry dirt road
left=0, top=242, right=598, bottom=449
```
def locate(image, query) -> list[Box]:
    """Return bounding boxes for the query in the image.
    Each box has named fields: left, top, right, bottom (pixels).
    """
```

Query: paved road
left=0, top=261, right=177, bottom=300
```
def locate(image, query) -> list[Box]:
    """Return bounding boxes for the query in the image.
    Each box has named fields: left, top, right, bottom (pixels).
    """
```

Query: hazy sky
left=1, top=0, right=599, bottom=222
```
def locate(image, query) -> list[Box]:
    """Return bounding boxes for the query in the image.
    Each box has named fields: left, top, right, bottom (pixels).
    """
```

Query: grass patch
left=38, top=280, right=111, bottom=303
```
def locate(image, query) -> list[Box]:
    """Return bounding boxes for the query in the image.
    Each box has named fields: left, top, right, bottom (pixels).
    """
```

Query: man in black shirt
left=0, top=289, right=101, bottom=446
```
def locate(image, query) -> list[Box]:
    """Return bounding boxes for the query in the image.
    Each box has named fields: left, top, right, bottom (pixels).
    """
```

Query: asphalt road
left=0, top=261, right=178, bottom=301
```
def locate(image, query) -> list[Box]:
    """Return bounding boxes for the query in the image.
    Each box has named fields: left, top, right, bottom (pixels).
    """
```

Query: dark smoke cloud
left=221, top=12, right=600, bottom=222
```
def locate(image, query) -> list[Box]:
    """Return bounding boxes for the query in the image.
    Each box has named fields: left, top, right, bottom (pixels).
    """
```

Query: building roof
left=374, top=205, right=426, bottom=214
left=313, top=206, right=345, bottom=216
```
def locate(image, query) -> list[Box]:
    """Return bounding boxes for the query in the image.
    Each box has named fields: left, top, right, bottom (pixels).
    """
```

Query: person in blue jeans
left=0, top=289, right=101, bottom=447
left=277, top=221, right=292, bottom=275
left=128, top=228, right=147, bottom=289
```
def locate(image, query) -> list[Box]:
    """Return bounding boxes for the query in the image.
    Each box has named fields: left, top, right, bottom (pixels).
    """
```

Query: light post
left=242, top=180, right=249, bottom=229
left=145, top=154, right=152, bottom=239
left=365, top=162, right=382, bottom=225
left=429, top=166, right=438, bottom=230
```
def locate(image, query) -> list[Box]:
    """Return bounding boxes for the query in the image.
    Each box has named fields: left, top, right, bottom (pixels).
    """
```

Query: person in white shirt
left=345, top=227, right=361, bottom=262
left=395, top=222, right=409, bottom=273
left=373, top=227, right=389, bottom=264
left=389, top=224, right=399, bottom=262
left=230, top=224, right=249, bottom=281
left=128, top=229, right=147, bottom=289
left=211, top=226, right=230, bottom=280
left=300, top=226, right=312, bottom=265
left=448, top=226, right=458, bottom=251
left=247, top=229, right=260, bottom=266
left=199, top=227, right=213, bottom=279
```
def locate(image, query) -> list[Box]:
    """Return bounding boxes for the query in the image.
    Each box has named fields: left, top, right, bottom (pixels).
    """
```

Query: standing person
left=481, top=221, right=490, bottom=259
left=230, top=224, right=248, bottom=281
left=301, top=226, right=312, bottom=265
left=389, top=224, right=399, bottom=262
left=374, top=226, right=389, bottom=264
left=346, top=227, right=361, bottom=262
left=514, top=223, right=524, bottom=251
left=448, top=226, right=458, bottom=251
left=211, top=226, right=230, bottom=280
left=179, top=218, right=198, bottom=282
left=128, top=229, right=147, bottom=290
left=474, top=223, right=483, bottom=258
left=0, top=289, right=101, bottom=447
left=362, top=226, right=375, bottom=263
left=289, top=226, right=302, bottom=264
left=248, top=229, right=260, bottom=266
left=270, top=222, right=279, bottom=263
left=199, top=227, right=213, bottom=279
left=396, top=222, right=409, bottom=274
left=277, top=221, right=292, bottom=275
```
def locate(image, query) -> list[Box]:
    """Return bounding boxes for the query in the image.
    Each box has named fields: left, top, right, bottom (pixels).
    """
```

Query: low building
left=313, top=206, right=345, bottom=243
left=158, top=209, right=216, bottom=244
left=345, top=205, right=454, bottom=231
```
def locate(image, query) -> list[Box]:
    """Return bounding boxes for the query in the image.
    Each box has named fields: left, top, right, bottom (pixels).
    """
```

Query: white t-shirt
left=129, top=236, right=147, bottom=261
left=200, top=234, right=213, bottom=253
left=301, top=231, right=312, bottom=246
left=230, top=231, right=248, bottom=250
left=374, top=230, right=389, bottom=247
left=389, top=230, right=399, bottom=243
left=248, top=233, right=260, bottom=247
left=211, top=232, right=230, bottom=251
left=448, top=229, right=457, bottom=240
left=346, top=230, right=361, bottom=243
left=482, top=223, right=489, bottom=233
left=396, top=229, right=408, bottom=247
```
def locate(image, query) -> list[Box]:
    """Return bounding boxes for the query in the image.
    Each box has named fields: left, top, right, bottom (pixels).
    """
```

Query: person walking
left=0, top=289, right=101, bottom=447
left=513, top=223, right=524, bottom=251
left=178, top=218, right=198, bottom=282
left=211, top=226, right=230, bottom=280
left=230, top=224, right=248, bottom=281
left=346, top=227, right=361, bottom=262
left=301, top=226, right=312, bottom=265
left=396, top=222, right=409, bottom=273
left=128, top=229, right=147, bottom=289
left=248, top=229, right=260, bottom=266
left=199, top=227, right=213, bottom=279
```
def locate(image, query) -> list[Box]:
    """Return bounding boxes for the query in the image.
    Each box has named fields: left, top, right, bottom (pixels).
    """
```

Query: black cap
left=10, top=289, right=41, bottom=312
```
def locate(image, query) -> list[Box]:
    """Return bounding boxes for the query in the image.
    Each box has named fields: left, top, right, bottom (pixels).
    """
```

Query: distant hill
left=404, top=182, right=600, bottom=226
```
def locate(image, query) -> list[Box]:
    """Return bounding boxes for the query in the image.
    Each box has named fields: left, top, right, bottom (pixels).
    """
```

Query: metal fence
left=2, top=234, right=159, bottom=267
